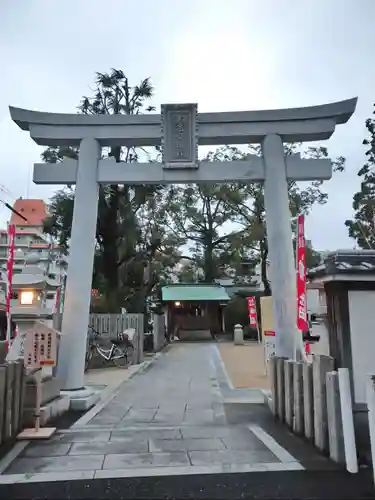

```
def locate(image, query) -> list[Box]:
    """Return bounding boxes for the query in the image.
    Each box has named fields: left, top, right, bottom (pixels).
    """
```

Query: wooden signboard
left=18, top=322, right=58, bottom=440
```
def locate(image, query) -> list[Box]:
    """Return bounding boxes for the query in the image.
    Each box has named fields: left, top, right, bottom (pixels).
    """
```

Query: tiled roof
left=308, top=249, right=375, bottom=278
left=162, top=284, right=230, bottom=302
left=9, top=199, right=48, bottom=227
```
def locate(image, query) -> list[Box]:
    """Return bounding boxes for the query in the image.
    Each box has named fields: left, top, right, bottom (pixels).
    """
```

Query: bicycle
left=85, top=325, right=135, bottom=372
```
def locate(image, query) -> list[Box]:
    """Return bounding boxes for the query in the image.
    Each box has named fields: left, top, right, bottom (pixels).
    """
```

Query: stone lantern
left=9, top=252, right=60, bottom=367
left=10, top=253, right=57, bottom=320
left=6, top=253, right=70, bottom=426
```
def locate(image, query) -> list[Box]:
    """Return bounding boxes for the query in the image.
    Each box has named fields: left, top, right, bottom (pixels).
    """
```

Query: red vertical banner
left=296, top=215, right=308, bottom=332
left=5, top=224, right=16, bottom=351
left=247, top=297, right=258, bottom=327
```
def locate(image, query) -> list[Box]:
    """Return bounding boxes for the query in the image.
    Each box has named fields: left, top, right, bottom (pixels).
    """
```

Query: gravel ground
left=218, top=343, right=269, bottom=389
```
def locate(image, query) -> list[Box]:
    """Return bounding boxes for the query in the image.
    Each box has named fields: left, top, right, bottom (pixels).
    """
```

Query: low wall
left=0, top=361, right=25, bottom=448
left=0, top=342, right=6, bottom=364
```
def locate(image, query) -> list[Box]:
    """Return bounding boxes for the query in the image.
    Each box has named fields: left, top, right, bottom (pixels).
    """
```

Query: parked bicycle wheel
left=113, top=345, right=133, bottom=368
left=85, top=346, right=94, bottom=372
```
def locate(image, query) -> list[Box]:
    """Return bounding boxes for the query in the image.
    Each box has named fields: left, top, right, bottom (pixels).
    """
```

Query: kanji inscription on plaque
left=23, top=322, right=58, bottom=369
left=161, top=103, right=198, bottom=169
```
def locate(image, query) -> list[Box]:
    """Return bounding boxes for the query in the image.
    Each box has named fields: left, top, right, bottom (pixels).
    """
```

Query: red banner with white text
left=296, top=215, right=308, bottom=332
left=247, top=297, right=258, bottom=327
left=5, top=224, right=16, bottom=351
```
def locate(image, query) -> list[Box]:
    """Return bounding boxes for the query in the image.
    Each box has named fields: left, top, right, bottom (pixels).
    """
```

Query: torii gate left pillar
left=9, top=99, right=357, bottom=390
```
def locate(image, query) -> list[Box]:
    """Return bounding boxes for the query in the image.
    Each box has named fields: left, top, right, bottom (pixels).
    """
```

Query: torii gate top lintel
left=9, top=97, right=357, bottom=147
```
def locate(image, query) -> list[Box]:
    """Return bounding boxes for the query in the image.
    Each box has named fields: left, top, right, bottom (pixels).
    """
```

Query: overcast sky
left=0, top=0, right=374, bottom=251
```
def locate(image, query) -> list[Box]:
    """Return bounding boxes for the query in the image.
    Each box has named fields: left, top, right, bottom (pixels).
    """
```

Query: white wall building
left=0, top=198, right=65, bottom=311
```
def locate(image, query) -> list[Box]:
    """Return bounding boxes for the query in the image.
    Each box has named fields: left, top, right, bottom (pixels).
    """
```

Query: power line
left=0, top=200, right=28, bottom=222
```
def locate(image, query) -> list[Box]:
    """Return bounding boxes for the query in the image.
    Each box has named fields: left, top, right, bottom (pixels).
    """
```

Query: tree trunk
left=204, top=243, right=215, bottom=282
left=260, top=238, right=271, bottom=296
left=101, top=146, right=122, bottom=311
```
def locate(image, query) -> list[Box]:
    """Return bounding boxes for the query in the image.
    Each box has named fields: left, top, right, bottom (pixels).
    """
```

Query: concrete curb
left=0, top=442, right=29, bottom=475
left=72, top=352, right=162, bottom=428
left=213, top=345, right=235, bottom=390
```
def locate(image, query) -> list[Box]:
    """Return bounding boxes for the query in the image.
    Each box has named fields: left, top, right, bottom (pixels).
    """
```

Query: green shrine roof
left=162, top=284, right=230, bottom=302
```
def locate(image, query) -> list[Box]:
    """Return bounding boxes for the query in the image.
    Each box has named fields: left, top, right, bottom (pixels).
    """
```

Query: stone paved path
left=1, top=343, right=334, bottom=483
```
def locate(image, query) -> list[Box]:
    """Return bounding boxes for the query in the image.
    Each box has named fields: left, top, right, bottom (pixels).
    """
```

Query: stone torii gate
left=9, top=98, right=357, bottom=390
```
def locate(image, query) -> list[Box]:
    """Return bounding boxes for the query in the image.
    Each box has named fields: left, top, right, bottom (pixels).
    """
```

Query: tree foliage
left=165, top=147, right=258, bottom=283
left=223, top=144, right=345, bottom=294
left=345, top=104, right=375, bottom=249
left=42, top=69, right=180, bottom=312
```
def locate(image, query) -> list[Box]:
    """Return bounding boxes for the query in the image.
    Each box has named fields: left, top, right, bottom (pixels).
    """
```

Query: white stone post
left=234, top=324, right=244, bottom=345
left=293, top=361, right=304, bottom=434
left=326, top=371, right=345, bottom=464
left=284, top=359, right=294, bottom=427
left=338, top=368, right=358, bottom=473
left=262, top=134, right=298, bottom=359
left=56, top=137, right=100, bottom=390
left=303, top=362, right=314, bottom=440
left=313, top=354, right=334, bottom=452
left=366, top=375, right=375, bottom=486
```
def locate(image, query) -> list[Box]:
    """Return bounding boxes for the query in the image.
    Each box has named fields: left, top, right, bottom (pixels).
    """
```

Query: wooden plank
left=0, top=366, right=6, bottom=445
left=3, top=363, right=15, bottom=440
left=12, top=362, right=22, bottom=434
left=18, top=365, right=26, bottom=433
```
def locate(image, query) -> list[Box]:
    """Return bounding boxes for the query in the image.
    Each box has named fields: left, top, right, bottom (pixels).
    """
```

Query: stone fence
left=269, top=355, right=357, bottom=468
left=0, top=361, right=25, bottom=449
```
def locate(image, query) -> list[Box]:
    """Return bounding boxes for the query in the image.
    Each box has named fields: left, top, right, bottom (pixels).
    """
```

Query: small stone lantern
left=12, top=252, right=60, bottom=317
left=234, top=324, right=244, bottom=345
left=8, top=253, right=60, bottom=369
left=5, top=253, right=70, bottom=426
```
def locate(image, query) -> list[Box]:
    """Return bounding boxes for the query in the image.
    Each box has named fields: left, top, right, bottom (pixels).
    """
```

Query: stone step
left=24, top=376, right=61, bottom=407
left=178, top=330, right=213, bottom=342
left=23, top=395, right=70, bottom=427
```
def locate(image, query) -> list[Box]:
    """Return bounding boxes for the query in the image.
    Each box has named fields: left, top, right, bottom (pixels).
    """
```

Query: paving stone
left=69, top=439, right=148, bottom=455
left=128, top=402, right=160, bottom=409
left=188, top=449, right=279, bottom=466
left=149, top=438, right=226, bottom=452
left=6, top=455, right=105, bottom=474
left=186, top=402, right=214, bottom=410
left=151, top=418, right=184, bottom=425
left=22, top=443, right=72, bottom=458
left=183, top=409, right=215, bottom=423
left=220, top=435, right=270, bottom=451
left=158, top=404, right=186, bottom=414
left=97, top=407, right=131, bottom=418
left=122, top=409, right=158, bottom=423
left=88, top=415, right=123, bottom=425
left=181, top=426, right=251, bottom=439
left=110, top=428, right=182, bottom=441
left=102, top=452, right=190, bottom=469
left=6, top=344, right=299, bottom=477
left=152, top=411, right=185, bottom=424
left=55, top=431, right=111, bottom=443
